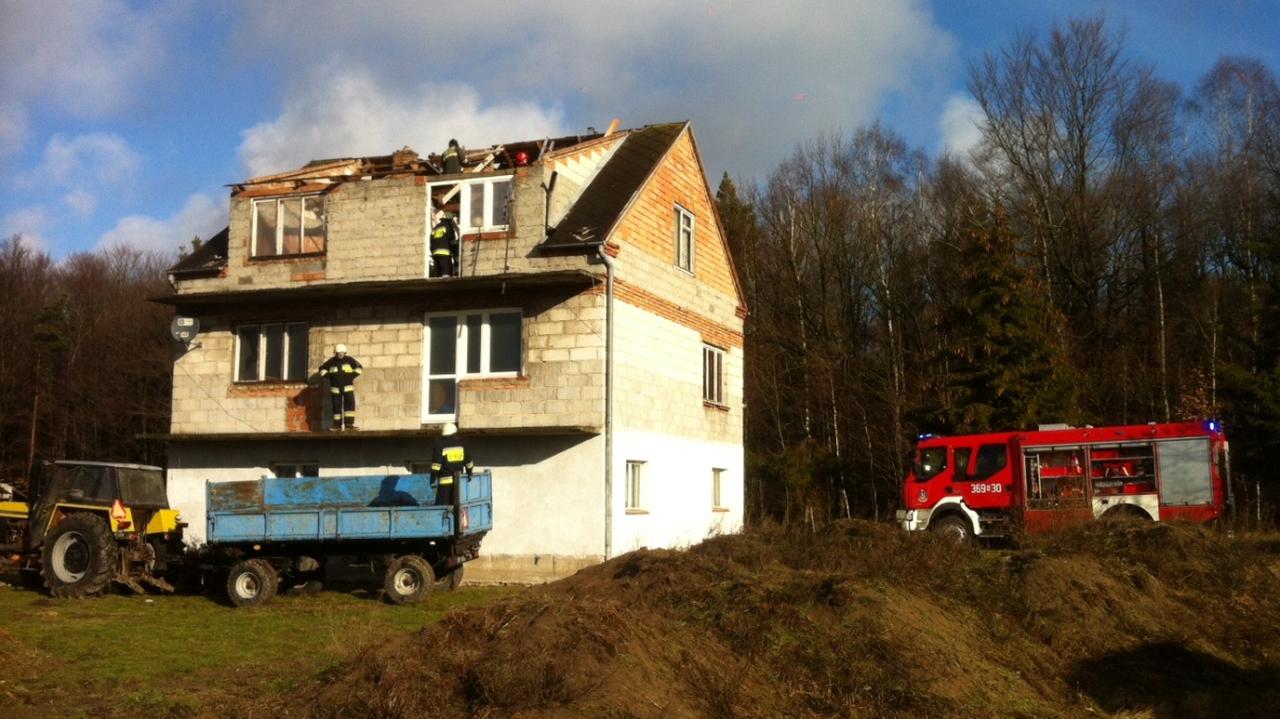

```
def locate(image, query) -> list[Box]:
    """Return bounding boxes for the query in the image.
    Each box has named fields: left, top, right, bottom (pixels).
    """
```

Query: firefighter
left=318, top=344, right=363, bottom=430
left=430, top=212, right=460, bottom=278
left=431, top=422, right=472, bottom=506
left=442, top=138, right=463, bottom=174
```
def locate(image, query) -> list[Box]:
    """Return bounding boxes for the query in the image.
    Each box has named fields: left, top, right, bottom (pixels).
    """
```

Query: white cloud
left=64, top=191, right=97, bottom=219
left=2, top=206, right=50, bottom=251
left=938, top=94, right=985, bottom=159
left=19, top=133, right=142, bottom=190
left=238, top=67, right=567, bottom=178
left=231, top=1, right=955, bottom=179
left=0, top=1, right=176, bottom=155
left=98, top=193, right=227, bottom=255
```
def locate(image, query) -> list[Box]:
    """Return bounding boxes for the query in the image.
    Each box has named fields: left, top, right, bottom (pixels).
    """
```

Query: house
left=156, top=121, right=745, bottom=583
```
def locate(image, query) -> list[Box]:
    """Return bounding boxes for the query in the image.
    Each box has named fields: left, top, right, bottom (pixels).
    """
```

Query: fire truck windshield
left=915, top=447, right=947, bottom=481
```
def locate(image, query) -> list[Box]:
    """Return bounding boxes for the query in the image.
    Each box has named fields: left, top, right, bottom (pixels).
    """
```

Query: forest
left=1, top=17, right=1277, bottom=527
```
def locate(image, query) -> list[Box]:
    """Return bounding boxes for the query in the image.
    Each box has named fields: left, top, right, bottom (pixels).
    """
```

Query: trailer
left=896, top=421, right=1230, bottom=542
left=202, top=470, right=492, bottom=606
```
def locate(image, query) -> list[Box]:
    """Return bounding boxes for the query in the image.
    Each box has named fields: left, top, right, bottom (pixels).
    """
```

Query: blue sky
left=1, top=0, right=1276, bottom=259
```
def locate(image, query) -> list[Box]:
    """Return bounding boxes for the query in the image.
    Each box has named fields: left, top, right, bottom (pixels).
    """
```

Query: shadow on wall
left=1068, top=642, right=1280, bottom=718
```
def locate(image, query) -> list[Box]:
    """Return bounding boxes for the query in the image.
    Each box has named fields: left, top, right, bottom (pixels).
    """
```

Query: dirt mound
left=283, top=521, right=1280, bottom=718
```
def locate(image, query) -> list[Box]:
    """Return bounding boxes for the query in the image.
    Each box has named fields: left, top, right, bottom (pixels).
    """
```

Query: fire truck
left=896, top=420, right=1231, bottom=541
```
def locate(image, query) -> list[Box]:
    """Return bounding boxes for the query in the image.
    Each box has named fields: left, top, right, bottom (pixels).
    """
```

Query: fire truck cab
left=896, top=421, right=1230, bottom=541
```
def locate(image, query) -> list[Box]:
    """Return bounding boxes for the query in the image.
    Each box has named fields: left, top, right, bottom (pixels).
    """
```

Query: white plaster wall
left=166, top=435, right=603, bottom=556
left=610, top=428, right=744, bottom=554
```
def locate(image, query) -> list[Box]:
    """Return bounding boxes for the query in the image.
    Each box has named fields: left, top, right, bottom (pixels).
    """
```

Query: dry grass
left=281, top=521, right=1280, bottom=719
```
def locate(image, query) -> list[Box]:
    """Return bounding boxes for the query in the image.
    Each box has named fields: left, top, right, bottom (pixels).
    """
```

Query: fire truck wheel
left=1101, top=505, right=1152, bottom=523
left=41, top=512, right=119, bottom=598
left=384, top=555, right=434, bottom=605
left=226, top=558, right=279, bottom=608
left=929, top=514, right=973, bottom=544
left=435, top=564, right=464, bottom=592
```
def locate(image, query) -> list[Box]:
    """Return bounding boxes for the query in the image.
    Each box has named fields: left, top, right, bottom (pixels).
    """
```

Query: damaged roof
left=169, top=226, right=228, bottom=277
left=542, top=122, right=686, bottom=249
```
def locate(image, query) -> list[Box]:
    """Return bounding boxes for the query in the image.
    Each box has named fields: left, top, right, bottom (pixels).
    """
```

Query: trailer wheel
left=929, top=514, right=973, bottom=545
left=226, top=558, right=278, bottom=608
left=41, top=512, right=118, bottom=598
left=384, top=555, right=434, bottom=605
left=435, top=564, right=464, bottom=592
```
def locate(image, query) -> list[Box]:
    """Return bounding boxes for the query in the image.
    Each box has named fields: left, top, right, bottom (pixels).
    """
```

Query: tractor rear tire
left=226, top=558, right=279, bottom=608
left=384, top=555, right=434, bottom=605
left=929, top=514, right=974, bottom=545
left=41, top=512, right=118, bottom=598
left=435, top=564, right=464, bottom=592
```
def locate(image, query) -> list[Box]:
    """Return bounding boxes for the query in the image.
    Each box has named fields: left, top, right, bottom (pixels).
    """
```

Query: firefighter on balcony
left=319, top=344, right=362, bottom=431
left=442, top=138, right=463, bottom=174
left=430, top=211, right=460, bottom=278
left=431, top=422, right=472, bottom=506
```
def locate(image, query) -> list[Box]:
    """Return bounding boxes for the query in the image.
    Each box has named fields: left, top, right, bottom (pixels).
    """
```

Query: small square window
left=625, top=461, right=644, bottom=510
left=675, top=205, right=695, bottom=272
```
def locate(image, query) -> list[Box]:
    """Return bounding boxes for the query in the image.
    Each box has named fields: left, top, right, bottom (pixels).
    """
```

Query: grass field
left=0, top=580, right=518, bottom=718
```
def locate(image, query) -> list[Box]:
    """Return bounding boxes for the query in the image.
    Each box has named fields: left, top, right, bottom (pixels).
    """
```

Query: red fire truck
left=896, top=420, right=1231, bottom=541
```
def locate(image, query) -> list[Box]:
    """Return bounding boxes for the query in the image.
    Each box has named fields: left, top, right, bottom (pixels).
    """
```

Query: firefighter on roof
left=430, top=212, right=460, bottom=278
left=319, top=344, right=362, bottom=431
left=443, top=138, right=463, bottom=174
left=431, top=422, right=472, bottom=506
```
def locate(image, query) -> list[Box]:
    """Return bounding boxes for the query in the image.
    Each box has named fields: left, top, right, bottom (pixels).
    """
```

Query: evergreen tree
left=932, top=208, right=1078, bottom=432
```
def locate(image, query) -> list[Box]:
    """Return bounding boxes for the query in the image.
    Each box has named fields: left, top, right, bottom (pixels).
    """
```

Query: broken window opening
left=252, top=196, right=327, bottom=258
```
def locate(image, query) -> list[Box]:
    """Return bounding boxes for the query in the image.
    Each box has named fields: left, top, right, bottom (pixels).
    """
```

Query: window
left=423, top=310, right=522, bottom=419
left=626, top=461, right=644, bottom=510
left=972, top=444, right=1009, bottom=481
left=236, top=322, right=309, bottom=382
left=253, top=196, right=326, bottom=257
left=954, top=447, right=973, bottom=478
left=712, top=468, right=725, bottom=508
left=272, top=463, right=319, bottom=479
left=702, top=344, right=725, bottom=405
left=428, top=176, right=513, bottom=233
left=914, top=447, right=947, bottom=481
left=675, top=204, right=695, bottom=272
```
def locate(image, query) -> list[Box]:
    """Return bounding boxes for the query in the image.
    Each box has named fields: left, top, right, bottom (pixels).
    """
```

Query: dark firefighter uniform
left=431, top=440, right=472, bottom=506
left=318, top=349, right=363, bottom=430
left=430, top=216, right=459, bottom=278
left=442, top=139, right=463, bottom=174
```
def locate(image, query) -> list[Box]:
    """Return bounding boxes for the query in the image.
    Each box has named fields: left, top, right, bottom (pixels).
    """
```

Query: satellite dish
left=170, top=316, right=200, bottom=344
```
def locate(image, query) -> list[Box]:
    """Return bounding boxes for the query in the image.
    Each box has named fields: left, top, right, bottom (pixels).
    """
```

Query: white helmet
left=335, top=343, right=348, bottom=354
left=441, top=422, right=458, bottom=437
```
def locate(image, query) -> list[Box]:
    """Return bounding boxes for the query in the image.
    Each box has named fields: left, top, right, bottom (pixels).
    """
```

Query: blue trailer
left=203, top=471, right=492, bottom=606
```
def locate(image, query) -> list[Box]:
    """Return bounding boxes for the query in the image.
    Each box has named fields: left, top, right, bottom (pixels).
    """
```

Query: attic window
left=253, top=196, right=326, bottom=258
left=675, top=204, right=694, bottom=273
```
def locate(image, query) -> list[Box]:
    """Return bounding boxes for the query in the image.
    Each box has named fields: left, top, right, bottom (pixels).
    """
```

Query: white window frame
left=712, top=467, right=726, bottom=509
left=421, top=308, right=523, bottom=422
left=251, top=195, right=326, bottom=257
left=702, top=343, right=725, bottom=406
left=675, top=204, right=695, bottom=273
left=625, top=460, right=644, bottom=510
left=234, top=321, right=309, bottom=383
left=427, top=176, right=514, bottom=234
left=271, top=462, right=319, bottom=479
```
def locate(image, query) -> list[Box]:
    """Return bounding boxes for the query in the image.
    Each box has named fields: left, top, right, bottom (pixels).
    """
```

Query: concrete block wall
left=459, top=288, right=605, bottom=430
left=170, top=306, right=426, bottom=434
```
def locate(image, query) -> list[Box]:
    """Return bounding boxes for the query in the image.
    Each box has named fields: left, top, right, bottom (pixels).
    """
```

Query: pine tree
left=933, top=208, right=1078, bottom=432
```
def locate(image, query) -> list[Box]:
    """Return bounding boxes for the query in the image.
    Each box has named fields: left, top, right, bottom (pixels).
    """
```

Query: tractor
left=0, top=461, right=185, bottom=596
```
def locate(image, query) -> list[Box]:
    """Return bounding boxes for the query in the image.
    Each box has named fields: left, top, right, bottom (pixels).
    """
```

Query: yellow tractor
left=0, top=461, right=185, bottom=596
